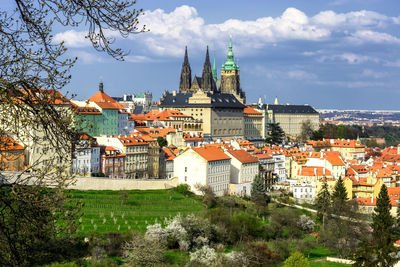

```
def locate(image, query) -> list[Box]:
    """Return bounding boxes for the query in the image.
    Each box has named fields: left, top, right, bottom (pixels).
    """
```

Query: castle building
left=160, top=40, right=246, bottom=140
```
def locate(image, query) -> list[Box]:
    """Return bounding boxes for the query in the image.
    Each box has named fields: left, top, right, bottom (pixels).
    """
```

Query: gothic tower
left=179, top=46, right=192, bottom=93
left=221, top=38, right=245, bottom=103
left=201, top=46, right=216, bottom=93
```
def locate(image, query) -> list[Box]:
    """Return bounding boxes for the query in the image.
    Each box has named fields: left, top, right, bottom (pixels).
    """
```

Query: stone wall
left=69, top=177, right=178, bottom=190
left=1, top=171, right=178, bottom=191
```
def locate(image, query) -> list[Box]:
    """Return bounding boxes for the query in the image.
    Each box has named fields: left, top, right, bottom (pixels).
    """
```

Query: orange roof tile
left=297, top=167, right=332, bottom=177
left=0, top=137, right=24, bottom=151
left=243, top=106, right=262, bottom=117
left=192, top=147, right=231, bottom=162
left=227, top=149, right=259, bottom=164
left=88, top=90, right=117, bottom=103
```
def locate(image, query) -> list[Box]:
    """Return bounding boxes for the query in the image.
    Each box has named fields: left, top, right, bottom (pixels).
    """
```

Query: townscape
left=2, top=1, right=400, bottom=267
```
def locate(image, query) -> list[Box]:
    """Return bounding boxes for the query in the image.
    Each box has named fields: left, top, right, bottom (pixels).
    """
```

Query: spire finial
left=183, top=46, right=189, bottom=65
left=99, top=77, right=104, bottom=92
left=212, top=53, right=217, bottom=82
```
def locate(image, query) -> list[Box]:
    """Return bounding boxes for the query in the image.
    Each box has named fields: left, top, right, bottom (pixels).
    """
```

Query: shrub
left=122, top=234, right=165, bottom=266
left=231, top=211, right=263, bottom=242
left=283, top=251, right=309, bottom=267
left=241, top=241, right=281, bottom=267
left=173, top=184, right=192, bottom=196
left=297, top=215, right=315, bottom=233
left=188, top=245, right=217, bottom=266
left=196, top=185, right=217, bottom=208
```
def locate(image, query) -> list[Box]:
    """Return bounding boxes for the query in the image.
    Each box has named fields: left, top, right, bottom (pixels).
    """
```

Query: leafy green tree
left=283, top=251, right=309, bottom=267
left=314, top=178, right=331, bottom=229
left=157, top=136, right=168, bottom=148
left=299, top=120, right=314, bottom=143
left=265, top=123, right=285, bottom=145
left=0, top=0, right=146, bottom=265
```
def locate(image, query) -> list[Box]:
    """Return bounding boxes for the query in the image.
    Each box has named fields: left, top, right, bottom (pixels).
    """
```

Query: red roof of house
left=297, top=167, right=332, bottom=177
left=88, top=90, right=117, bottom=103
left=227, top=149, right=259, bottom=164
left=0, top=137, right=24, bottom=151
left=192, top=147, right=231, bottom=162
left=243, top=106, right=262, bottom=117
left=255, top=153, right=273, bottom=159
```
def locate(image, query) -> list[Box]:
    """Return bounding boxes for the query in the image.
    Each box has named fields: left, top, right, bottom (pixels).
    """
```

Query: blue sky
left=32, top=1, right=400, bottom=109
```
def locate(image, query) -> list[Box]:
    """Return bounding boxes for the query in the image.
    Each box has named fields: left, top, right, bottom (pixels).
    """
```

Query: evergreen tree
left=371, top=184, right=397, bottom=266
left=315, top=178, right=331, bottom=229
left=251, top=174, right=266, bottom=202
left=265, top=123, right=285, bottom=145
left=331, top=177, right=348, bottom=215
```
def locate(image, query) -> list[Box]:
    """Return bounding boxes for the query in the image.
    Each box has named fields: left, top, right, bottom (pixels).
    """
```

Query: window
left=184, top=176, right=187, bottom=182
left=185, top=167, right=187, bottom=172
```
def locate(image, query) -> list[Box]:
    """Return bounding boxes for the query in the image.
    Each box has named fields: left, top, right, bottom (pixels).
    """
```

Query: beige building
left=160, top=89, right=244, bottom=140
left=255, top=101, right=319, bottom=139
left=243, top=106, right=263, bottom=140
left=173, top=146, right=231, bottom=196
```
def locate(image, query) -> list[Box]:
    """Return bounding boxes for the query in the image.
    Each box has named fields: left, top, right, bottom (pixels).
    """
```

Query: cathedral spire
left=179, top=46, right=192, bottom=93
left=201, top=46, right=216, bottom=92
left=183, top=46, right=189, bottom=65
left=212, top=54, right=217, bottom=82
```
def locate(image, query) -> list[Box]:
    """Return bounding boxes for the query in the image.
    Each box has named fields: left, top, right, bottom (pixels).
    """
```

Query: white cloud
left=349, top=30, right=400, bottom=44
left=312, top=10, right=390, bottom=29
left=54, top=5, right=400, bottom=62
left=54, top=30, right=89, bottom=48
left=361, top=69, right=388, bottom=78
left=72, top=50, right=103, bottom=64
left=319, top=53, right=380, bottom=64
left=124, top=55, right=153, bottom=63
left=287, top=70, right=317, bottom=80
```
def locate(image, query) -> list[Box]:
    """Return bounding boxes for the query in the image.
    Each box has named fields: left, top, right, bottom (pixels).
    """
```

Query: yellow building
left=306, top=139, right=365, bottom=161
left=315, top=178, right=353, bottom=200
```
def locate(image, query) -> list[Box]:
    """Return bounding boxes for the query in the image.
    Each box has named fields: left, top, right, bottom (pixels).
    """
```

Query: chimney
left=172, top=90, right=177, bottom=96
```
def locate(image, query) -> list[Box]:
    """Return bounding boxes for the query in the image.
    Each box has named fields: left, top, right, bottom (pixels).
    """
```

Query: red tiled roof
left=192, top=147, right=231, bottom=162
left=88, top=90, right=117, bottom=103
left=255, top=153, right=273, bottom=159
left=243, top=106, right=262, bottom=116
left=298, top=167, right=332, bottom=177
left=0, top=137, right=24, bottom=151
left=306, top=139, right=364, bottom=148
left=227, top=149, right=259, bottom=164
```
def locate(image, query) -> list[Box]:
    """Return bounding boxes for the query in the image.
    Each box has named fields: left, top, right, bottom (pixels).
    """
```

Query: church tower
left=201, top=46, right=216, bottom=93
left=221, top=38, right=245, bottom=103
left=179, top=46, right=192, bottom=93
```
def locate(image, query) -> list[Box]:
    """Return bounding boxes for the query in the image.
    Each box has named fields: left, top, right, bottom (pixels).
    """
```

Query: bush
left=241, top=241, right=281, bottom=267
left=283, top=251, right=309, bottom=267
left=297, top=215, right=315, bottom=233
left=196, top=185, right=217, bottom=208
left=145, top=215, right=187, bottom=249
left=173, top=184, right=192, bottom=196
left=188, top=245, right=217, bottom=266
left=122, top=234, right=165, bottom=266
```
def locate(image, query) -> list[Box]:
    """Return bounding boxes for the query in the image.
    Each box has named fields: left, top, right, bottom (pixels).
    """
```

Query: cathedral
left=179, top=39, right=246, bottom=104
left=160, top=39, right=246, bottom=140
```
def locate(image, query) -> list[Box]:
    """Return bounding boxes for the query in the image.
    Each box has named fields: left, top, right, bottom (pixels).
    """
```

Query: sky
left=14, top=0, right=400, bottom=109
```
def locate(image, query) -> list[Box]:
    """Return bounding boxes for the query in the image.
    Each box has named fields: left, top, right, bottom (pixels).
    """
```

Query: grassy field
left=67, top=189, right=204, bottom=235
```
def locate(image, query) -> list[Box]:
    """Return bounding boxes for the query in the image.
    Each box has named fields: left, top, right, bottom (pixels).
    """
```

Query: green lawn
left=67, top=189, right=204, bottom=235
